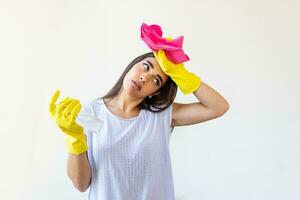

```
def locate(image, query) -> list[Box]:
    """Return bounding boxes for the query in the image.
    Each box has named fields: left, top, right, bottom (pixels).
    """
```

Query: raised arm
left=172, top=81, right=229, bottom=126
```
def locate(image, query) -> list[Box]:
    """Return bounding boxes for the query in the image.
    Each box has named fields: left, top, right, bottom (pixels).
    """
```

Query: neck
left=107, top=87, right=143, bottom=113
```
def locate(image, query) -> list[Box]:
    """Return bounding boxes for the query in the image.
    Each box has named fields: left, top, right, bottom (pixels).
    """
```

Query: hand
left=154, top=49, right=202, bottom=94
left=49, top=90, right=88, bottom=155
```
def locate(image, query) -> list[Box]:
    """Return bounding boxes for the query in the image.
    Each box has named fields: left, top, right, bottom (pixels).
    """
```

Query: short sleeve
left=81, top=100, right=94, bottom=115
left=86, top=127, right=95, bottom=173
left=162, top=103, right=175, bottom=137
left=80, top=101, right=96, bottom=172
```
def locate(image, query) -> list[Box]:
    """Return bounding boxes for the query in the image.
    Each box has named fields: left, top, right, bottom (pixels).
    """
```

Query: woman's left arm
left=172, top=81, right=230, bottom=127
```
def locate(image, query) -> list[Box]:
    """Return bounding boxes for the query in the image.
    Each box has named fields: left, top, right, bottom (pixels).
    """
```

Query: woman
left=49, top=23, right=229, bottom=200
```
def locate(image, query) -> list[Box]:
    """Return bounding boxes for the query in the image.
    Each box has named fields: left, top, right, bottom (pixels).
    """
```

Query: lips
left=131, top=80, right=141, bottom=90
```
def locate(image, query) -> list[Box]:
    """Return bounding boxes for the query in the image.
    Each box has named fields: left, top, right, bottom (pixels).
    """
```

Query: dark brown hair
left=97, top=52, right=177, bottom=113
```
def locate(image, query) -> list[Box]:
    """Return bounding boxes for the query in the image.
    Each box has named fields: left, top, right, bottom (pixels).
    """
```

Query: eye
left=143, top=63, right=150, bottom=71
left=154, top=79, right=160, bottom=86
left=143, top=63, right=160, bottom=86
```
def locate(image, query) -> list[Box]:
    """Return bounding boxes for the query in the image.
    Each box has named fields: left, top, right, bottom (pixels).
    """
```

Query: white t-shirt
left=82, top=98, right=175, bottom=200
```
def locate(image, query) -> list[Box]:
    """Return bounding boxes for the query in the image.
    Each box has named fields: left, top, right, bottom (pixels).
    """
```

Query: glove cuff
left=65, top=134, right=88, bottom=155
left=177, top=74, right=202, bottom=94
left=169, top=66, right=202, bottom=94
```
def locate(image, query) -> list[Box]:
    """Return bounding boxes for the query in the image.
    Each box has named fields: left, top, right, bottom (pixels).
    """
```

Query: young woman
left=49, top=23, right=229, bottom=200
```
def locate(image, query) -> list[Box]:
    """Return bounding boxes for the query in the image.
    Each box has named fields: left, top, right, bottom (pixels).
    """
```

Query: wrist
left=65, top=134, right=88, bottom=155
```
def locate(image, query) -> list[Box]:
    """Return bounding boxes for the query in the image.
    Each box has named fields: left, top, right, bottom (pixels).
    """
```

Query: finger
left=58, top=97, right=72, bottom=106
left=65, top=99, right=79, bottom=111
left=70, top=103, right=82, bottom=122
left=49, top=90, right=60, bottom=114
left=56, top=98, right=73, bottom=115
left=50, top=90, right=60, bottom=105
left=64, top=100, right=79, bottom=117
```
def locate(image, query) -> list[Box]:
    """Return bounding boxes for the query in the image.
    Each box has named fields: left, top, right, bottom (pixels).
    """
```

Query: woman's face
left=123, top=57, right=169, bottom=98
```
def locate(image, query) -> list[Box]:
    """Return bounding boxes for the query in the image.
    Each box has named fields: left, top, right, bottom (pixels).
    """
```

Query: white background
left=0, top=0, right=299, bottom=199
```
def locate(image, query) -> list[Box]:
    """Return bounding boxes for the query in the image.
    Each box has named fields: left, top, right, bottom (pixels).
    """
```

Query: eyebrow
left=145, top=60, right=163, bottom=84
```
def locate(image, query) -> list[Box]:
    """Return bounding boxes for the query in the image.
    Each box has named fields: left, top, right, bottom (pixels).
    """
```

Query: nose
left=139, top=75, right=148, bottom=84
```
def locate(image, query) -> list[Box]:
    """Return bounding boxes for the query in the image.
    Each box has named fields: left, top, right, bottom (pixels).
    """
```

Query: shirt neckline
left=100, top=98, right=144, bottom=121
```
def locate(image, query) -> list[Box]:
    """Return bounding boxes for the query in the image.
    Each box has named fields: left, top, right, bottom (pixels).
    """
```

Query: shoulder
left=146, top=103, right=173, bottom=116
left=152, top=103, right=174, bottom=127
left=81, top=98, right=104, bottom=114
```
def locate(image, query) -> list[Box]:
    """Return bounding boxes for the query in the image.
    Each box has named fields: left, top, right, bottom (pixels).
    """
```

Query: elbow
left=224, top=103, right=230, bottom=113
left=77, top=186, right=89, bottom=193
left=216, top=103, right=230, bottom=116
left=74, top=180, right=91, bottom=192
left=68, top=173, right=91, bottom=193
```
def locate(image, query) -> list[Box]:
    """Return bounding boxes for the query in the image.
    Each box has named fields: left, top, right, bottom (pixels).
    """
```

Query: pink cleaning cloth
left=140, top=22, right=190, bottom=64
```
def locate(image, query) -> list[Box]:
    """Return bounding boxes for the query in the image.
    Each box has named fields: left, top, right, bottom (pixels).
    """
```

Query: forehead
left=144, top=57, right=160, bottom=68
left=141, top=57, right=169, bottom=81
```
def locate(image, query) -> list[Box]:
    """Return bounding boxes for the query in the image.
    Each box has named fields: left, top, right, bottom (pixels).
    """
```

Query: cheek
left=129, top=67, right=141, bottom=77
left=125, top=68, right=138, bottom=80
left=123, top=68, right=141, bottom=88
left=134, top=66, right=142, bottom=74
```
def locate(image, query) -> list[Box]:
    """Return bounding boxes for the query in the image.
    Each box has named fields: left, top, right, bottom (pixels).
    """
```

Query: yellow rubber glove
left=154, top=49, right=202, bottom=94
left=49, top=90, right=88, bottom=155
left=153, top=36, right=202, bottom=94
